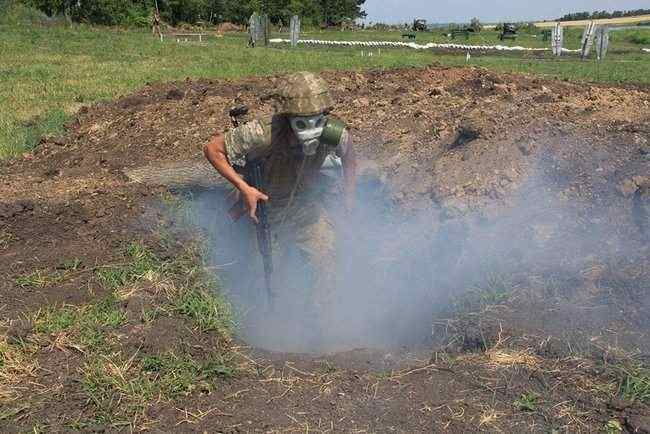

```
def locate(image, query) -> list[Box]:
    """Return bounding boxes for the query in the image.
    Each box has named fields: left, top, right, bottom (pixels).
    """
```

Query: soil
left=1, top=65, right=649, bottom=432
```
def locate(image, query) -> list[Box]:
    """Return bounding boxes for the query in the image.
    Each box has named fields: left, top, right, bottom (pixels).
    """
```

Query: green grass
left=513, top=391, right=539, bottom=412
left=96, top=242, right=162, bottom=289
left=96, top=242, right=233, bottom=333
left=9, top=241, right=236, bottom=427
left=1, top=24, right=649, bottom=159
left=32, top=293, right=127, bottom=349
left=15, top=268, right=66, bottom=288
left=619, top=366, right=650, bottom=404
left=82, top=350, right=236, bottom=425
left=454, top=272, right=517, bottom=312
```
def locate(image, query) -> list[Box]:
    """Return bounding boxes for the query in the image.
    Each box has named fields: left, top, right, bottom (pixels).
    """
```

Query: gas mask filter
left=289, top=114, right=327, bottom=156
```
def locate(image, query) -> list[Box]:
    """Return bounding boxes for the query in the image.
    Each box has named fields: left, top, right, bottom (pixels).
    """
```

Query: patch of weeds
left=164, top=248, right=233, bottom=334
left=96, top=242, right=162, bottom=289
left=32, top=294, right=127, bottom=350
left=1, top=109, right=69, bottom=159
left=454, top=272, right=516, bottom=312
left=171, top=284, right=231, bottom=333
left=82, top=351, right=236, bottom=422
left=513, top=392, right=539, bottom=412
left=33, top=306, right=78, bottom=334
left=0, top=338, right=39, bottom=407
left=538, top=275, right=567, bottom=300
left=618, top=365, right=650, bottom=404
left=57, top=258, right=83, bottom=271
left=0, top=227, right=17, bottom=250
left=82, top=355, right=155, bottom=423
left=476, top=273, right=515, bottom=305
left=0, top=404, right=30, bottom=422
left=319, top=360, right=337, bottom=374
left=140, top=306, right=165, bottom=323
left=605, top=420, right=623, bottom=434
left=141, top=352, right=234, bottom=397
left=96, top=242, right=232, bottom=335
left=15, top=268, right=65, bottom=288
left=30, top=422, right=49, bottom=433
left=77, top=295, right=127, bottom=349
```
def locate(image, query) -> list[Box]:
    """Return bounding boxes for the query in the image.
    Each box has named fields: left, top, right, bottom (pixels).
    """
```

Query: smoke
left=177, top=145, right=648, bottom=355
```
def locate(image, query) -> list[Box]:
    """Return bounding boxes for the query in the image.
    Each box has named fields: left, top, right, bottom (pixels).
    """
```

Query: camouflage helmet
left=276, top=72, right=334, bottom=116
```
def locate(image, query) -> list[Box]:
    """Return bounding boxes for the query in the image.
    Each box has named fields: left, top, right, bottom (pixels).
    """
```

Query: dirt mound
left=216, top=21, right=243, bottom=33
left=1, top=66, right=649, bottom=432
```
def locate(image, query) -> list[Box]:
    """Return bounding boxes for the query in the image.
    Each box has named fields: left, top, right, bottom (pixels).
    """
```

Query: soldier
left=151, top=9, right=161, bottom=38
left=204, top=72, right=357, bottom=317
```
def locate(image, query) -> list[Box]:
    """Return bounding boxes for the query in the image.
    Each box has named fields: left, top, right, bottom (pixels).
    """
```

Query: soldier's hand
left=242, top=186, right=269, bottom=224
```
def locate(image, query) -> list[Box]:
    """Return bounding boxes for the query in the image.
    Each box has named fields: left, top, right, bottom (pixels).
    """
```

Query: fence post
left=290, top=15, right=301, bottom=48
left=551, top=23, right=564, bottom=57
left=263, top=14, right=270, bottom=47
left=595, top=27, right=610, bottom=61
left=580, top=21, right=597, bottom=59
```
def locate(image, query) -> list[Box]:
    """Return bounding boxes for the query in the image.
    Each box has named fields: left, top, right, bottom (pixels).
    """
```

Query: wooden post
left=580, top=21, right=597, bottom=59
left=263, top=14, right=270, bottom=47
left=551, top=23, right=564, bottom=56
left=290, top=15, right=301, bottom=47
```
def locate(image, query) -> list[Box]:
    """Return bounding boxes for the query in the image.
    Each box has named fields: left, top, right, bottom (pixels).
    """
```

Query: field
left=1, top=17, right=650, bottom=433
left=1, top=22, right=649, bottom=159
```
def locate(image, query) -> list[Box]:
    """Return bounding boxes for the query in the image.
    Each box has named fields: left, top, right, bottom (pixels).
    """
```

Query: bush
left=0, top=0, right=51, bottom=25
left=627, top=31, right=650, bottom=45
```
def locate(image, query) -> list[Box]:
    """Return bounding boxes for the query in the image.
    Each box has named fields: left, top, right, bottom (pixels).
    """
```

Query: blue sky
left=362, top=0, right=650, bottom=24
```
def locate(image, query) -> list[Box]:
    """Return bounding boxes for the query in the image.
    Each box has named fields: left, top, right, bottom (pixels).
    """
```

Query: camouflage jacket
left=224, top=114, right=350, bottom=200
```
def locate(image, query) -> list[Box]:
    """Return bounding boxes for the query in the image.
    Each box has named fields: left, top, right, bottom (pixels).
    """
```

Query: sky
left=362, top=0, right=650, bottom=24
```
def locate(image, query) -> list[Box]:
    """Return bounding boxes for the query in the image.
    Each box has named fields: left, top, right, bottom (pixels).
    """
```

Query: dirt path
left=1, top=66, right=649, bottom=432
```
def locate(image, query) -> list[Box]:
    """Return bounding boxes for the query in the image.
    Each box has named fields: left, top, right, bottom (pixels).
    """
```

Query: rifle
left=247, top=159, right=274, bottom=305
left=227, top=105, right=274, bottom=306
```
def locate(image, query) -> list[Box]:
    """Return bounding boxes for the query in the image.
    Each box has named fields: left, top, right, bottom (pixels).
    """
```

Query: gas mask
left=289, top=114, right=327, bottom=156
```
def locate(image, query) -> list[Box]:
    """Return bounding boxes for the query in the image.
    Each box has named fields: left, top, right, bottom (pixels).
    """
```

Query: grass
left=82, top=350, right=236, bottom=425
left=0, top=339, right=39, bottom=407
left=14, top=257, right=83, bottom=288
left=96, top=241, right=233, bottom=333
left=2, top=240, right=236, bottom=427
left=0, top=227, right=17, bottom=250
left=453, top=272, right=517, bottom=312
left=513, top=391, right=539, bottom=412
left=1, top=23, right=649, bottom=159
left=33, top=293, right=127, bottom=349
left=618, top=365, right=650, bottom=404
left=96, top=242, right=162, bottom=290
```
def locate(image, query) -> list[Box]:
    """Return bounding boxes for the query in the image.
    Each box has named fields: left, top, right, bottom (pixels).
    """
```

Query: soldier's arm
left=204, top=134, right=268, bottom=223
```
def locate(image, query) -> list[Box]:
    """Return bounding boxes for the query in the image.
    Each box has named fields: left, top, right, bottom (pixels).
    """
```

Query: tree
left=469, top=17, right=481, bottom=32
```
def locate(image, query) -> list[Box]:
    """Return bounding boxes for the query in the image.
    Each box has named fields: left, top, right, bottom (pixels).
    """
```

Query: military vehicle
left=413, top=19, right=428, bottom=32
left=499, top=23, right=518, bottom=40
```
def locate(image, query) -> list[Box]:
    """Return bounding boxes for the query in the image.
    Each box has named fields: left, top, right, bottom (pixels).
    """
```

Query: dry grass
left=0, top=337, right=39, bottom=413
left=486, top=348, right=540, bottom=368
left=478, top=407, right=505, bottom=429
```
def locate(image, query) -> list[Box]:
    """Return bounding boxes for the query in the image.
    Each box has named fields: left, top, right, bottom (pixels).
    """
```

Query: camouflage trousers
left=245, top=174, right=340, bottom=309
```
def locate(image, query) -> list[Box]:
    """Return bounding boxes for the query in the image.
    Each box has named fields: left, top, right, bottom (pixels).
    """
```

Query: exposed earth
left=1, top=66, right=649, bottom=432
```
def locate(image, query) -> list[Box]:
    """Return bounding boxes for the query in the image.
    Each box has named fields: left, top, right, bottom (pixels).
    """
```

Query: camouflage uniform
left=223, top=73, right=350, bottom=306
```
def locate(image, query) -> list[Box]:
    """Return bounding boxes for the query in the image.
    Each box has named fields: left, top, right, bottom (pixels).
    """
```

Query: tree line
left=558, top=9, right=650, bottom=22
left=15, top=0, right=365, bottom=27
